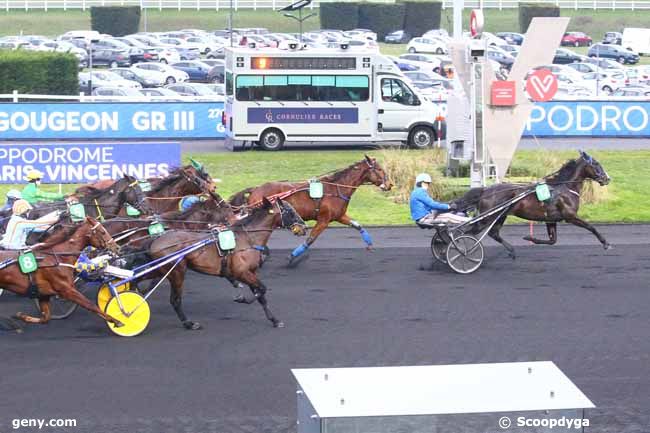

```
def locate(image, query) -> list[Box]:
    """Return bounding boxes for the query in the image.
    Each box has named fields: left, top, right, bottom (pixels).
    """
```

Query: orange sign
left=491, top=80, right=516, bottom=106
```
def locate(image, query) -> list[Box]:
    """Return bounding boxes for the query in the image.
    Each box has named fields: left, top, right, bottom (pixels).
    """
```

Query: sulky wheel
left=33, top=277, right=91, bottom=320
left=446, top=235, right=484, bottom=274
left=97, top=281, right=131, bottom=312
left=104, top=291, right=150, bottom=337
left=430, top=232, right=449, bottom=263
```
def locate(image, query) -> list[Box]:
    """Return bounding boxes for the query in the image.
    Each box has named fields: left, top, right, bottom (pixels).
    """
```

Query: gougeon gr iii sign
left=0, top=142, right=180, bottom=183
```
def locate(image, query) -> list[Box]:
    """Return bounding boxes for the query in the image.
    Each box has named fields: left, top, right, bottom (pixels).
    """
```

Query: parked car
left=139, top=87, right=184, bottom=101
left=404, top=70, right=446, bottom=84
left=131, top=62, right=189, bottom=84
left=602, top=31, right=622, bottom=45
left=206, top=46, right=225, bottom=59
left=92, top=86, right=145, bottom=99
left=115, top=37, right=159, bottom=62
left=629, top=65, right=650, bottom=84
left=92, top=38, right=145, bottom=63
left=207, top=64, right=225, bottom=83
left=588, top=43, right=640, bottom=64
left=561, top=32, right=592, bottom=47
left=90, top=48, right=131, bottom=68
left=170, top=60, right=212, bottom=82
left=532, top=64, right=584, bottom=81
left=109, top=67, right=165, bottom=88
left=487, top=48, right=515, bottom=68
left=496, top=32, right=524, bottom=45
left=584, top=56, right=625, bottom=70
left=384, top=30, right=410, bottom=44
left=581, top=70, right=627, bottom=94
left=553, top=48, right=583, bottom=64
left=344, top=29, right=377, bottom=41
left=612, top=85, right=650, bottom=97
left=399, top=53, right=443, bottom=73
left=184, top=35, right=222, bottom=54
left=499, top=44, right=520, bottom=57
left=79, top=71, right=142, bottom=91
left=165, top=83, right=224, bottom=101
left=566, top=62, right=599, bottom=74
left=204, top=83, right=225, bottom=96
left=406, top=37, right=447, bottom=54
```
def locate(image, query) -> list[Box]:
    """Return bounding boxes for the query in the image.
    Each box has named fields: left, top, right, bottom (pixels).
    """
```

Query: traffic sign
left=526, top=69, right=558, bottom=102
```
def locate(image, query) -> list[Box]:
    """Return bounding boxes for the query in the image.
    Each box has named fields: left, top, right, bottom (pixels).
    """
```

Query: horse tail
left=229, top=187, right=256, bottom=206
left=452, top=187, right=486, bottom=213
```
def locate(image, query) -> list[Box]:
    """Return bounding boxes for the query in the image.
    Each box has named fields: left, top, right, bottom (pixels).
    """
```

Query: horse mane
left=162, top=199, right=233, bottom=224
left=545, top=159, right=579, bottom=184
left=148, top=171, right=183, bottom=194
left=78, top=176, right=132, bottom=200
left=230, top=201, right=272, bottom=228
left=320, top=159, right=366, bottom=183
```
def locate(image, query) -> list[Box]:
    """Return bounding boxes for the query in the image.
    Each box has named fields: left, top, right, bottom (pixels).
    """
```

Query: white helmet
left=6, top=189, right=21, bottom=199
left=415, top=173, right=433, bottom=184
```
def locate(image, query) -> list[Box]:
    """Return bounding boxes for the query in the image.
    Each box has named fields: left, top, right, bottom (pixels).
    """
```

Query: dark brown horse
left=142, top=198, right=307, bottom=330
left=0, top=216, right=123, bottom=328
left=229, top=155, right=392, bottom=265
left=454, top=151, right=611, bottom=258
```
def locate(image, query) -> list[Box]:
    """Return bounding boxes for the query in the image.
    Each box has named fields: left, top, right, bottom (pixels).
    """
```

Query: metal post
left=453, top=0, right=463, bottom=39
left=142, top=0, right=147, bottom=32
left=299, top=8, right=303, bottom=42
left=229, top=0, right=233, bottom=46
left=88, top=42, right=93, bottom=96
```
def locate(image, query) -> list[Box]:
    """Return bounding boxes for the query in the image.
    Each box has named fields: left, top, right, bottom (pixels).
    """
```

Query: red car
left=561, top=32, right=593, bottom=47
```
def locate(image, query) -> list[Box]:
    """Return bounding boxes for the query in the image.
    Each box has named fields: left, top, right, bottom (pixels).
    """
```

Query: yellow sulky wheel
left=104, top=291, right=151, bottom=337
left=96, top=281, right=130, bottom=312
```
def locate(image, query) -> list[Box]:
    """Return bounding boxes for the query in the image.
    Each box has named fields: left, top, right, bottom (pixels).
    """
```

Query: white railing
left=1, top=0, right=648, bottom=10
left=0, top=90, right=224, bottom=102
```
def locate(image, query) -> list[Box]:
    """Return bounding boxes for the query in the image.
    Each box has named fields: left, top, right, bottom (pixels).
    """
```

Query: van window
left=235, top=74, right=369, bottom=101
left=381, top=78, right=418, bottom=105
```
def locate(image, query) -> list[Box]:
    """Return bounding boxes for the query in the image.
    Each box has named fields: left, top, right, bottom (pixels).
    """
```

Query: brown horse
left=143, top=198, right=307, bottom=330
left=229, top=155, right=392, bottom=265
left=0, top=216, right=123, bottom=328
left=453, top=151, right=611, bottom=258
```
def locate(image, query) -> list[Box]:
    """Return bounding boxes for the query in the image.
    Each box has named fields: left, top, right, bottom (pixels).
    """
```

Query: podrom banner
left=524, top=101, right=650, bottom=137
left=0, top=142, right=181, bottom=184
left=0, top=102, right=225, bottom=140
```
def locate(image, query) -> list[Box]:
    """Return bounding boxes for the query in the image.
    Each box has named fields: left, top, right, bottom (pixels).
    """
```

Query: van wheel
left=408, top=126, right=434, bottom=149
left=259, top=128, right=285, bottom=151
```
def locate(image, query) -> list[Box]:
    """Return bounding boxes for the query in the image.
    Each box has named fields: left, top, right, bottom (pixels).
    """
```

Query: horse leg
left=523, top=222, right=558, bottom=245
left=167, top=266, right=201, bottom=330
left=239, top=271, right=283, bottom=328
left=288, top=218, right=330, bottom=266
left=14, top=297, right=52, bottom=324
left=338, top=214, right=373, bottom=251
left=53, top=287, right=124, bottom=327
left=565, top=216, right=611, bottom=250
left=485, top=215, right=516, bottom=259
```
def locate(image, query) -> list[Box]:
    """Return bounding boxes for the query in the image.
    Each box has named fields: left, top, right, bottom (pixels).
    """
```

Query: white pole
left=453, top=0, right=463, bottom=39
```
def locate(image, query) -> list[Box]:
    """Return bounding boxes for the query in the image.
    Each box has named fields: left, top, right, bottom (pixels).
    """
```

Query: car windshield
left=191, top=84, right=213, bottom=96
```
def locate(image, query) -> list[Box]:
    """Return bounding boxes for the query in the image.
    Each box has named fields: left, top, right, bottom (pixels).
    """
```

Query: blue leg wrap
left=291, top=243, right=309, bottom=257
left=360, top=228, right=373, bottom=246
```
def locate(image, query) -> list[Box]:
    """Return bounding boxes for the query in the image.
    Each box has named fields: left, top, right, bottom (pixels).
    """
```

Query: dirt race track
left=0, top=225, right=649, bottom=433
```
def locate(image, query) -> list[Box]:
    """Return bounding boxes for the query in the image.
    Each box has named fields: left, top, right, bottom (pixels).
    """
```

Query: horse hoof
left=522, top=235, right=533, bottom=242
left=233, top=294, right=247, bottom=303
left=114, top=320, right=125, bottom=328
left=273, top=321, right=285, bottom=328
left=366, top=246, right=375, bottom=252
left=287, top=253, right=308, bottom=268
left=183, top=321, right=202, bottom=330
left=604, top=243, right=613, bottom=250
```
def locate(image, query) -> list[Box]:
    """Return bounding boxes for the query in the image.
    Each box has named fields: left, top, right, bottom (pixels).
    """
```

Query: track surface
left=1, top=225, right=649, bottom=433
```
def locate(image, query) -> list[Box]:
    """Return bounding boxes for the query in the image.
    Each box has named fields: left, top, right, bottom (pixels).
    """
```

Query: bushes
left=320, top=2, right=360, bottom=30
left=90, top=6, right=141, bottom=37
left=518, top=2, right=560, bottom=33
left=358, top=3, right=406, bottom=40
left=401, top=1, right=442, bottom=39
left=0, top=50, right=78, bottom=95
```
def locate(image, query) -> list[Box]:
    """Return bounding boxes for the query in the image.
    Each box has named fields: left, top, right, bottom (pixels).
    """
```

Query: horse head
left=181, top=165, right=223, bottom=203
left=84, top=216, right=120, bottom=255
left=362, top=154, right=393, bottom=191
left=118, top=174, right=152, bottom=214
left=263, top=197, right=307, bottom=236
left=579, top=150, right=610, bottom=186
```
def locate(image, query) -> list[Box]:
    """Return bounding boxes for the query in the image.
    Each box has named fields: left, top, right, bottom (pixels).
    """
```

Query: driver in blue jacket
left=410, top=173, right=470, bottom=226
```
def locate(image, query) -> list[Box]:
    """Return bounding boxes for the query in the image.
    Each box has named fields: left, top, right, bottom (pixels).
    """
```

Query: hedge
left=320, top=2, right=359, bottom=30
left=400, top=1, right=442, bottom=38
left=358, top=3, right=406, bottom=40
left=90, top=6, right=141, bottom=37
left=0, top=50, right=78, bottom=95
left=518, top=3, right=560, bottom=33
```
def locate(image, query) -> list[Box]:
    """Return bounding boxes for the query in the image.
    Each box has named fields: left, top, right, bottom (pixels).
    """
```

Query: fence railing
left=1, top=0, right=649, bottom=10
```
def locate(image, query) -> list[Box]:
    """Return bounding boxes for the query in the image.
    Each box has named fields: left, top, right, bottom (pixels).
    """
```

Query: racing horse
left=143, top=198, right=307, bottom=330
left=0, top=216, right=123, bottom=328
left=0, top=174, right=150, bottom=235
left=229, top=155, right=392, bottom=265
left=453, top=151, right=611, bottom=258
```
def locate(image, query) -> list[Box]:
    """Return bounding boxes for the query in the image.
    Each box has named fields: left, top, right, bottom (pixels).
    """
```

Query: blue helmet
left=179, top=195, right=201, bottom=212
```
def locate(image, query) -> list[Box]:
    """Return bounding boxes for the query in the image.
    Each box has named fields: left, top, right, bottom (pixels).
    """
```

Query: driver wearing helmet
left=21, top=169, right=66, bottom=205
left=410, top=173, right=470, bottom=226
left=178, top=195, right=202, bottom=212
left=0, top=199, right=61, bottom=250
left=1, top=189, right=22, bottom=212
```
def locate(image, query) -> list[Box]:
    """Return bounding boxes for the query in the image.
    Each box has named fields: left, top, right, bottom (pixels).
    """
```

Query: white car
left=399, top=53, right=443, bottom=73
left=131, top=62, right=189, bottom=85
left=344, top=29, right=377, bottom=41
left=139, top=87, right=184, bottom=101
left=404, top=70, right=447, bottom=84
left=79, top=71, right=142, bottom=91
left=185, top=36, right=222, bottom=54
left=92, top=86, right=145, bottom=99
left=159, top=37, right=202, bottom=54
left=581, top=70, right=627, bottom=95
left=566, top=62, right=599, bottom=74
left=406, top=37, right=447, bottom=54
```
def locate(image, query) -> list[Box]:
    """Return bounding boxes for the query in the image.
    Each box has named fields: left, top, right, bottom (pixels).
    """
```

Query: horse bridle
left=89, top=221, right=120, bottom=253
left=364, top=159, right=389, bottom=190
left=581, top=154, right=609, bottom=184
left=275, top=200, right=304, bottom=235
left=125, top=179, right=149, bottom=212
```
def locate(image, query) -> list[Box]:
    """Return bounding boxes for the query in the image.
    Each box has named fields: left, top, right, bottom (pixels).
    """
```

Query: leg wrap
left=359, top=228, right=373, bottom=246
left=291, top=243, right=309, bottom=257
